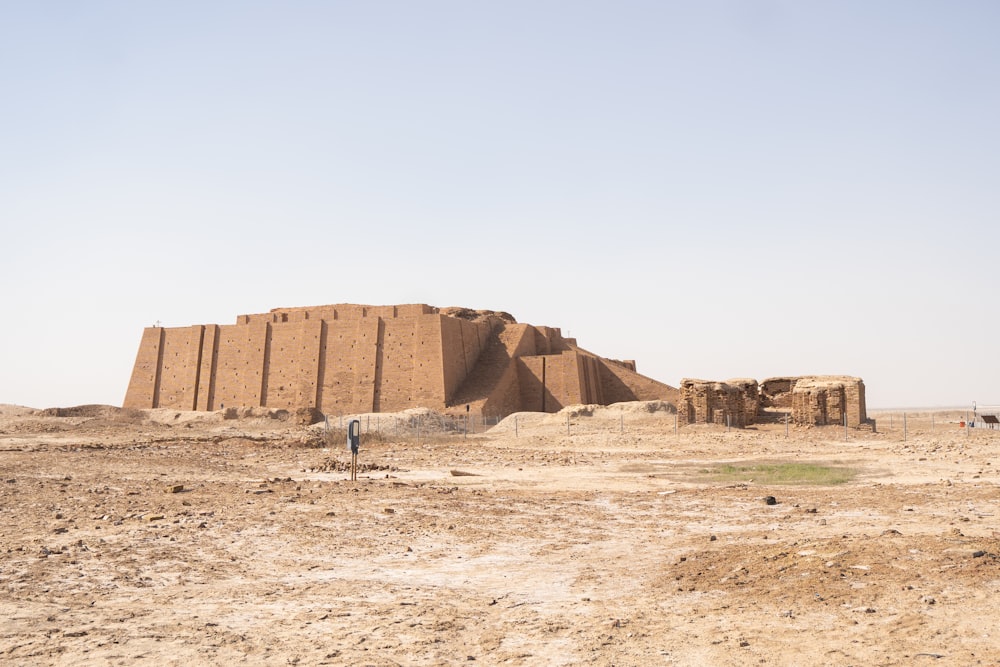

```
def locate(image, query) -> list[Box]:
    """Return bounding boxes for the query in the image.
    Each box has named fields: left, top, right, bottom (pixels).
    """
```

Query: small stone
left=165, top=485, right=184, bottom=494
left=764, top=496, right=777, bottom=505
left=972, top=550, right=986, bottom=558
left=383, top=508, right=395, bottom=514
left=709, top=535, right=717, bottom=541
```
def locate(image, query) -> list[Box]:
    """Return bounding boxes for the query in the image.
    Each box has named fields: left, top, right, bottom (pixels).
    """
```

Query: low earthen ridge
left=123, top=303, right=677, bottom=417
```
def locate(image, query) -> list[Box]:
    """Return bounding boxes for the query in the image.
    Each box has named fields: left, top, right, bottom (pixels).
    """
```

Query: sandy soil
left=1, top=404, right=999, bottom=666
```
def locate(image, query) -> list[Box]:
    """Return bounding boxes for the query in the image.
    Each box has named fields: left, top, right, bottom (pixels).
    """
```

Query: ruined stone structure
left=677, top=379, right=752, bottom=427
left=123, top=303, right=677, bottom=417
left=790, top=376, right=867, bottom=427
left=678, top=375, right=868, bottom=428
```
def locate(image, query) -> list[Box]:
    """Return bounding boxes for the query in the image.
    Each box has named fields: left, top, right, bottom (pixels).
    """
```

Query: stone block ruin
left=678, top=375, right=868, bottom=428
left=124, top=303, right=678, bottom=418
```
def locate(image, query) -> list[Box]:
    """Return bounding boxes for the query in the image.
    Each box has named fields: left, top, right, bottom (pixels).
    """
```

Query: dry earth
left=1, top=403, right=999, bottom=666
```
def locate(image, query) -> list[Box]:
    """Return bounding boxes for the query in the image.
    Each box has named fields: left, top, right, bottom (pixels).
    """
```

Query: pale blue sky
left=2, top=1, right=998, bottom=409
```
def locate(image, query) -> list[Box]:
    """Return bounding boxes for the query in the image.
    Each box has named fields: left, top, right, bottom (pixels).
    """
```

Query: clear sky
left=2, top=1, right=998, bottom=410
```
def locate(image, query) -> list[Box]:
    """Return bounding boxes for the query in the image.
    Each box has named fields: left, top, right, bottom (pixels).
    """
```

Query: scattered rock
left=764, top=496, right=777, bottom=505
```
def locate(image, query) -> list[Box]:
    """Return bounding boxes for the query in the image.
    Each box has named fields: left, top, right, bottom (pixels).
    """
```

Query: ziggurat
left=123, top=303, right=677, bottom=417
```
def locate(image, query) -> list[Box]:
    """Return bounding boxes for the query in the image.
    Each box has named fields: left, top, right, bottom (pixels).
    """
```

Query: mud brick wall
left=376, top=314, right=446, bottom=412
left=317, top=317, right=381, bottom=414
left=760, top=377, right=797, bottom=409
left=124, top=303, right=676, bottom=417
left=194, top=325, right=219, bottom=411
left=263, top=319, right=323, bottom=410
left=155, top=326, right=204, bottom=410
left=678, top=379, right=751, bottom=427
left=791, top=377, right=867, bottom=427
left=477, top=324, right=541, bottom=417
left=728, top=378, right=760, bottom=422
left=440, top=316, right=494, bottom=405
left=123, top=327, right=165, bottom=409
left=516, top=352, right=586, bottom=413
left=212, top=322, right=268, bottom=409
left=597, top=359, right=678, bottom=405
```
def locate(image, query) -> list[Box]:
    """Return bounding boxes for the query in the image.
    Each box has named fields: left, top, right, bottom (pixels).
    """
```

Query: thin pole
left=566, top=413, right=570, bottom=436
left=785, top=413, right=789, bottom=437
left=903, top=412, right=907, bottom=442
left=620, top=413, right=624, bottom=435
left=514, top=415, right=518, bottom=438
left=843, top=412, right=848, bottom=441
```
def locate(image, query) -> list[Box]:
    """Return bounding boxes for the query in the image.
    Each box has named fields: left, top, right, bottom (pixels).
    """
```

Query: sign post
left=347, top=419, right=361, bottom=481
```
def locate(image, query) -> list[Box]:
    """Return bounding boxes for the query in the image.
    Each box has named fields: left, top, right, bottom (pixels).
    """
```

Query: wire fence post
left=843, top=412, right=848, bottom=441
left=620, top=413, right=624, bottom=435
left=566, top=413, right=570, bottom=437
left=514, top=415, right=518, bottom=437
left=903, top=412, right=907, bottom=442
left=785, top=413, right=789, bottom=437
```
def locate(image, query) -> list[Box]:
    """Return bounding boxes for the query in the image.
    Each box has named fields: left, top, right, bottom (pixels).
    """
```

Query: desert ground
left=1, top=402, right=999, bottom=666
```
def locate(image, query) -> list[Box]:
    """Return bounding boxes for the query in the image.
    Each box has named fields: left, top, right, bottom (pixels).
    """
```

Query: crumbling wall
left=678, top=379, right=752, bottom=427
left=678, top=375, right=867, bottom=429
left=760, top=377, right=797, bottom=409
left=728, top=378, right=760, bottom=422
left=791, top=376, right=867, bottom=427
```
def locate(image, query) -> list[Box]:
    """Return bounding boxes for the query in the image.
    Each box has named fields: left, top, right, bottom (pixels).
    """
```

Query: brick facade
left=123, top=304, right=677, bottom=416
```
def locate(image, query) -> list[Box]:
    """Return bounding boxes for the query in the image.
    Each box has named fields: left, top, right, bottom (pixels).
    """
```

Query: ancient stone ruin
left=678, top=376, right=868, bottom=428
left=124, top=303, right=677, bottom=417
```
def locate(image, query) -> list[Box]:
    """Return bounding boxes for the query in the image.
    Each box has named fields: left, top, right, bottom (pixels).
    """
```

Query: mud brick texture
left=124, top=304, right=677, bottom=417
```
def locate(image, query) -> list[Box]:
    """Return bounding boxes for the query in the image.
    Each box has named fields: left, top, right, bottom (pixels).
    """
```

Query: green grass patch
left=697, top=462, right=855, bottom=485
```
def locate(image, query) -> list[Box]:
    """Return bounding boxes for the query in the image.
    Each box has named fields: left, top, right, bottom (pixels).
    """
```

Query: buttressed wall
left=123, top=304, right=677, bottom=416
